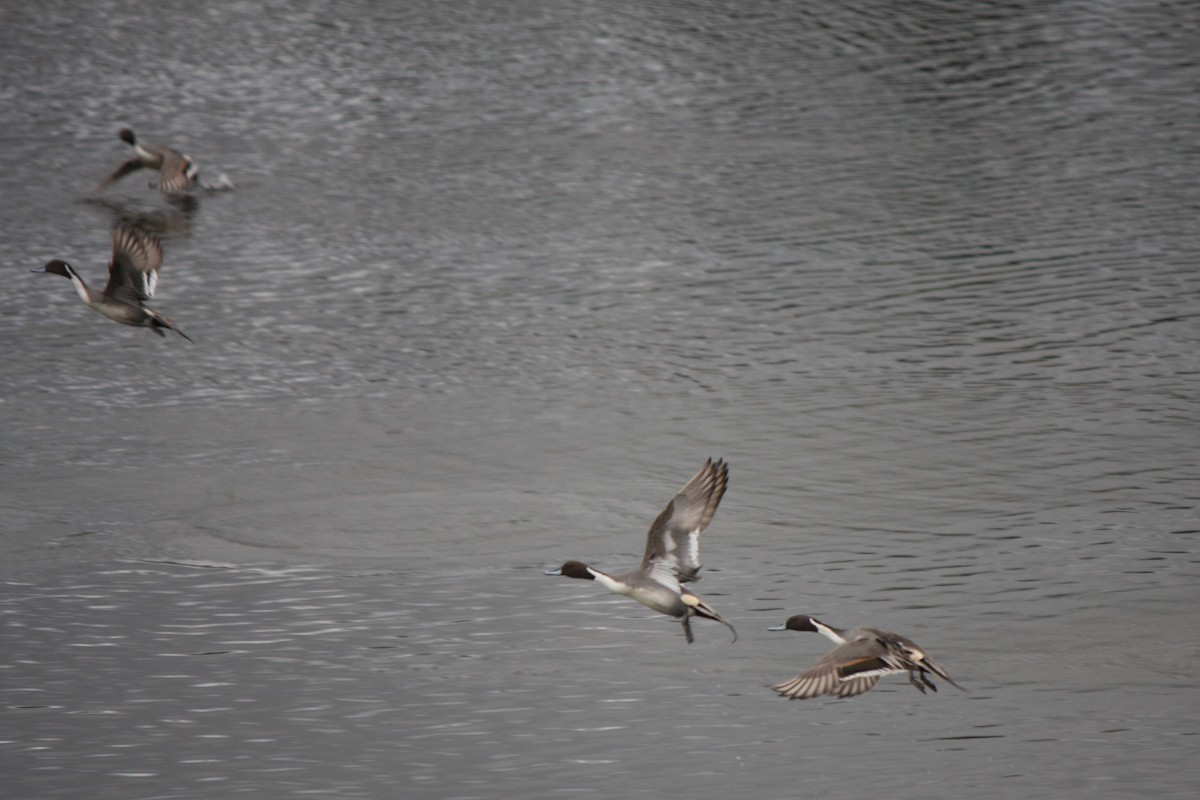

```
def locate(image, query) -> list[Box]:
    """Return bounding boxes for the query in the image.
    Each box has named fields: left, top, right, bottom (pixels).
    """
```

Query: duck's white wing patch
left=644, top=558, right=681, bottom=593
left=833, top=676, right=881, bottom=698
left=674, top=527, right=703, bottom=581
left=141, top=269, right=158, bottom=299
left=838, top=661, right=903, bottom=681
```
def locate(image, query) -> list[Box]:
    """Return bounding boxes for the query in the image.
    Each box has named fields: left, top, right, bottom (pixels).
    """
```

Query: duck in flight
left=94, top=128, right=199, bottom=194
left=32, top=222, right=193, bottom=342
left=546, top=458, right=736, bottom=644
left=769, top=614, right=961, bottom=700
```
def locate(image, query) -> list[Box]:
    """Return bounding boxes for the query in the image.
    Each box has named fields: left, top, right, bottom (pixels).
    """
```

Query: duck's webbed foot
left=920, top=671, right=939, bottom=692
left=908, top=671, right=929, bottom=694
left=682, top=615, right=695, bottom=644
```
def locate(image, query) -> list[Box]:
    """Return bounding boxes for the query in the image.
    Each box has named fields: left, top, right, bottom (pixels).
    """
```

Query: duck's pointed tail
left=150, top=311, right=194, bottom=343
left=683, top=592, right=737, bottom=644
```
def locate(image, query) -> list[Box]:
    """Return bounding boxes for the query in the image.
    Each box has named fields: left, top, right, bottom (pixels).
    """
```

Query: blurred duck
left=546, top=458, right=736, bottom=644
left=33, top=222, right=193, bottom=342
left=769, top=614, right=961, bottom=700
left=94, top=128, right=199, bottom=194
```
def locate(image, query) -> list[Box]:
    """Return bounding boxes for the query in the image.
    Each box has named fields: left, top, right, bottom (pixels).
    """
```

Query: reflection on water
left=82, top=195, right=198, bottom=243
left=1, top=1, right=1198, bottom=798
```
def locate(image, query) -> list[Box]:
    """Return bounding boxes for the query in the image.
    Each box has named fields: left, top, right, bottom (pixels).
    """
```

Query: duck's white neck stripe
left=64, top=266, right=90, bottom=303
left=589, top=569, right=630, bottom=596
left=812, top=619, right=847, bottom=644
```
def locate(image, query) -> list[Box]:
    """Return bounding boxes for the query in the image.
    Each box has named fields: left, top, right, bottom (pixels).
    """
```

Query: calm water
left=2, top=1, right=1198, bottom=798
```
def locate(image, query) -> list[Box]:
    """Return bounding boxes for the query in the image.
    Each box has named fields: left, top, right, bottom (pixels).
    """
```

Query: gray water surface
left=2, top=2, right=1198, bottom=798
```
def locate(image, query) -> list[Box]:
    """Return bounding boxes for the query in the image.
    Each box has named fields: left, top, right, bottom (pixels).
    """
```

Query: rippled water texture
left=2, top=2, right=1198, bottom=798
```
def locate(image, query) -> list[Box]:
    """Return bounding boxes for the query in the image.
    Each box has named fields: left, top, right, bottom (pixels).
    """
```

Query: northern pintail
left=94, top=128, right=199, bottom=194
left=33, top=222, right=194, bottom=342
left=545, top=458, right=736, bottom=644
left=769, top=614, right=961, bottom=700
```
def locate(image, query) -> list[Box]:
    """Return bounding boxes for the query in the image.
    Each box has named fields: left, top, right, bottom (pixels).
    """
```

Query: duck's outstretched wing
left=773, top=666, right=884, bottom=700
left=640, top=458, right=728, bottom=583
left=773, top=639, right=901, bottom=700
left=94, top=157, right=145, bottom=191
left=103, top=223, right=164, bottom=304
